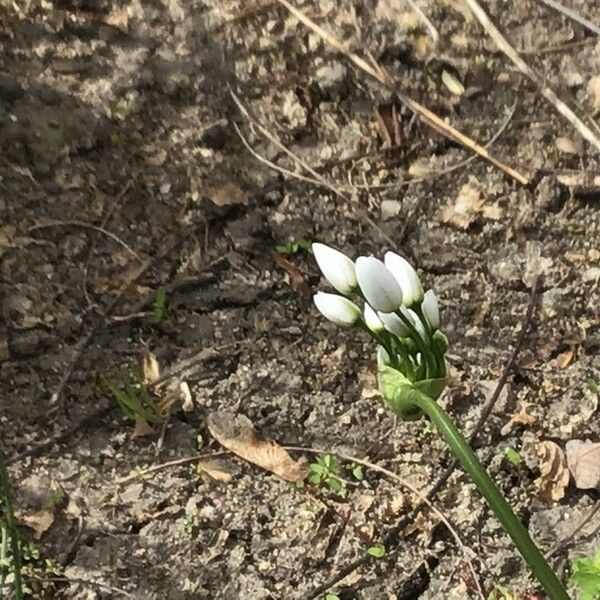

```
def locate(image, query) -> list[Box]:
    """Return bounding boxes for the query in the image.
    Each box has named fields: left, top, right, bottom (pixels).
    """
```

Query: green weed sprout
left=311, top=243, right=569, bottom=600
left=570, top=549, right=600, bottom=600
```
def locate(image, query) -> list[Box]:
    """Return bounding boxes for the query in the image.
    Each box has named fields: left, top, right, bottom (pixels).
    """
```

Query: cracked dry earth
left=1, top=0, right=599, bottom=599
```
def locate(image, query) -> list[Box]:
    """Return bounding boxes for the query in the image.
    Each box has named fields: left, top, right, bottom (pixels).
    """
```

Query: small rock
left=380, top=199, right=401, bottom=220
left=315, top=61, right=347, bottom=99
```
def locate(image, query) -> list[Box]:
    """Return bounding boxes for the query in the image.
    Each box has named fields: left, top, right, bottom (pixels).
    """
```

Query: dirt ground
left=1, top=0, right=599, bottom=598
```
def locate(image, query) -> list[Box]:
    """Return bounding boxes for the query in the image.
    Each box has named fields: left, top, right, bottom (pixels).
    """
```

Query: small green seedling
left=504, top=447, right=522, bottom=466
left=350, top=464, right=363, bottom=481
left=367, top=544, right=386, bottom=558
left=570, top=550, right=600, bottom=600
left=487, top=585, right=521, bottom=600
left=152, top=288, right=167, bottom=322
left=325, top=594, right=340, bottom=600
left=276, top=238, right=312, bottom=254
left=104, top=370, right=167, bottom=426
left=308, top=454, right=344, bottom=493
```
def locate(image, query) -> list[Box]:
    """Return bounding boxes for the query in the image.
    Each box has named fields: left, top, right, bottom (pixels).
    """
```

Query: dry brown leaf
left=374, top=103, right=402, bottom=148
left=555, top=137, right=581, bottom=155
left=501, top=403, right=537, bottom=435
left=272, top=252, right=311, bottom=299
left=534, top=441, right=570, bottom=502
left=197, top=459, right=235, bottom=484
left=587, top=75, right=600, bottom=114
left=565, top=439, right=600, bottom=490
left=141, top=348, right=160, bottom=384
left=206, top=182, right=247, bottom=207
left=19, top=507, right=55, bottom=540
left=557, top=347, right=577, bottom=369
left=207, top=411, right=308, bottom=482
left=441, top=181, right=483, bottom=229
left=131, top=417, right=155, bottom=439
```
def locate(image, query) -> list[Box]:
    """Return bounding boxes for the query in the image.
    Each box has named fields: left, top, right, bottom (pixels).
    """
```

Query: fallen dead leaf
left=587, top=75, right=600, bottom=114
left=205, top=182, right=247, bottom=207
left=131, top=417, right=155, bottom=439
left=374, top=103, right=402, bottom=148
left=197, top=459, right=235, bottom=484
left=557, top=347, right=577, bottom=369
left=272, top=251, right=311, bottom=299
left=565, top=439, right=600, bottom=490
left=141, top=348, right=160, bottom=384
left=501, top=403, right=537, bottom=435
left=207, top=411, right=308, bottom=482
left=534, top=441, right=570, bottom=502
left=19, top=507, right=55, bottom=540
left=441, top=181, right=502, bottom=229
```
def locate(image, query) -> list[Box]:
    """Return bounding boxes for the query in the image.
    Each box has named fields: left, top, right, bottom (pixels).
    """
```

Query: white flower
left=363, top=303, right=384, bottom=333
left=378, top=310, right=411, bottom=337
left=377, top=346, right=391, bottom=367
left=422, top=289, right=440, bottom=329
left=313, top=292, right=361, bottom=327
left=355, top=256, right=403, bottom=312
left=408, top=309, right=427, bottom=340
left=384, top=252, right=423, bottom=307
left=312, top=243, right=357, bottom=295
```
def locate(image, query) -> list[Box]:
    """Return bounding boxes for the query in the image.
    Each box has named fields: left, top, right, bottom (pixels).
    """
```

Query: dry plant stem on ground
left=463, top=0, right=600, bottom=152
left=276, top=0, right=530, bottom=184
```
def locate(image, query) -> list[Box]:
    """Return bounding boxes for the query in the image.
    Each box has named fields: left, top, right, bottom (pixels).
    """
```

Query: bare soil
left=1, top=1, right=599, bottom=599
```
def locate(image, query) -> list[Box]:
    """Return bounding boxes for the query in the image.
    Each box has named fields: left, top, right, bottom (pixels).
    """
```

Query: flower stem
left=0, top=445, right=23, bottom=600
left=407, top=391, right=569, bottom=600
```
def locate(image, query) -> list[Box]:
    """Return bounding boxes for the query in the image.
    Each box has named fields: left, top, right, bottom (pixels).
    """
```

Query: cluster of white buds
left=312, top=243, right=447, bottom=382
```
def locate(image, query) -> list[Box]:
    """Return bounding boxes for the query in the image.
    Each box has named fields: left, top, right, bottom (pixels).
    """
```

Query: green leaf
left=308, top=473, right=322, bottom=485
left=275, top=238, right=311, bottom=254
left=351, top=465, right=363, bottom=481
left=327, top=476, right=343, bottom=493
left=152, top=288, right=167, bottom=322
left=325, top=594, right=340, bottom=600
left=367, top=544, right=386, bottom=558
left=504, top=447, right=522, bottom=466
left=570, top=550, right=600, bottom=600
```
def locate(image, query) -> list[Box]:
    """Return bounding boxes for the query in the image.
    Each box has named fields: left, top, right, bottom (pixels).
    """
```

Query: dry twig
left=276, top=0, right=529, bottom=184
left=536, top=0, right=600, bottom=36
left=463, top=0, right=600, bottom=153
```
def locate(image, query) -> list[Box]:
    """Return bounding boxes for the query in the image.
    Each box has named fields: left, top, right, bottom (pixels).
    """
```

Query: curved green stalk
left=404, top=391, right=569, bottom=600
left=0, top=446, right=23, bottom=600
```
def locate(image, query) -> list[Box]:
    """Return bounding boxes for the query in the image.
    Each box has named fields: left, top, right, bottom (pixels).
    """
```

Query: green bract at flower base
left=311, top=243, right=570, bottom=600
left=378, top=366, right=446, bottom=421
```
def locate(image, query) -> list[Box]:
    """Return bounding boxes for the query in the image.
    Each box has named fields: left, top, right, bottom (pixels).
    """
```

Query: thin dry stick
left=28, top=220, right=142, bottom=262
left=403, top=0, right=439, bottom=42
left=463, top=0, right=600, bottom=153
left=350, top=102, right=517, bottom=190
left=286, top=446, right=485, bottom=600
left=536, top=0, right=600, bottom=36
left=276, top=0, right=529, bottom=184
left=303, top=272, right=541, bottom=599
left=230, top=89, right=399, bottom=250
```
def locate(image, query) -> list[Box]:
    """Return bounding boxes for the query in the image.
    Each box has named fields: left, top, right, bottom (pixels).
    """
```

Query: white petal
left=384, top=252, right=423, bottom=307
left=422, top=289, right=440, bottom=329
left=377, top=346, right=391, bottom=367
left=313, top=292, right=361, bottom=327
left=408, top=309, right=427, bottom=340
left=312, top=243, right=357, bottom=295
left=355, top=256, right=403, bottom=312
left=378, top=311, right=411, bottom=337
left=363, top=303, right=384, bottom=333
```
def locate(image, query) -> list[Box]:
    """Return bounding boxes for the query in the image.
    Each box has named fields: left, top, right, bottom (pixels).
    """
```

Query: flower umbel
left=312, top=244, right=447, bottom=395
left=310, top=243, right=571, bottom=600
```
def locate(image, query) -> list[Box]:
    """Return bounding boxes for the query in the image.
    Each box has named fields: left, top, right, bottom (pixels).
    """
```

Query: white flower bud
left=313, top=292, right=361, bottom=327
left=377, top=346, right=391, bottom=367
left=407, top=309, right=427, bottom=341
left=312, top=243, right=357, bottom=295
left=422, top=289, right=440, bottom=329
left=384, top=252, right=423, bottom=307
left=363, top=303, right=384, bottom=333
left=378, top=310, right=411, bottom=337
left=355, top=256, right=403, bottom=312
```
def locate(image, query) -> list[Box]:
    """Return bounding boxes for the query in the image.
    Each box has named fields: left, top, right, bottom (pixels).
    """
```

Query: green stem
left=0, top=446, right=23, bottom=600
left=408, top=392, right=569, bottom=600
